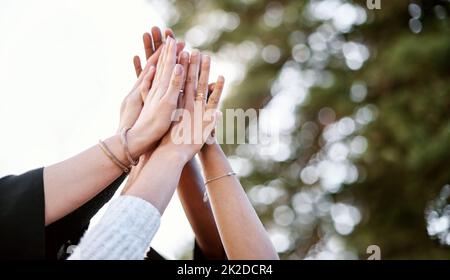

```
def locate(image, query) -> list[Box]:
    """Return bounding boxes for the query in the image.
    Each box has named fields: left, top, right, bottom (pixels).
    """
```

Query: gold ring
left=196, top=92, right=206, bottom=100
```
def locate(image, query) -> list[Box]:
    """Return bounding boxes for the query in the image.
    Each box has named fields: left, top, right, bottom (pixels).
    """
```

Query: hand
left=159, top=52, right=225, bottom=162
left=118, top=57, right=158, bottom=133
left=124, top=27, right=187, bottom=192
left=133, top=26, right=185, bottom=78
left=127, top=37, right=187, bottom=158
left=118, top=26, right=185, bottom=133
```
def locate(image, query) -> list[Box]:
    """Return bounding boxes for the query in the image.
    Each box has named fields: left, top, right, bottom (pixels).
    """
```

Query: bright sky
left=0, top=0, right=204, bottom=259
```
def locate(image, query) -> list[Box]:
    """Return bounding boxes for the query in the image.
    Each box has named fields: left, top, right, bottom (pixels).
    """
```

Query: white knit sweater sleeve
left=68, top=195, right=161, bottom=260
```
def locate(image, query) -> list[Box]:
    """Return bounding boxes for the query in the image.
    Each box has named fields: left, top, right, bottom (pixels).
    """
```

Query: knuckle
left=171, top=79, right=182, bottom=88
left=202, top=64, right=210, bottom=71
left=210, top=97, right=219, bottom=105
left=186, top=75, right=195, bottom=83
left=198, top=82, right=207, bottom=92
left=216, top=83, right=224, bottom=91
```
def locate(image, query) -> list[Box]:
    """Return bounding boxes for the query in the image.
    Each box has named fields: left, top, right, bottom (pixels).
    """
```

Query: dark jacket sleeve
left=45, top=173, right=127, bottom=259
left=193, top=239, right=227, bottom=260
left=0, top=168, right=127, bottom=260
left=0, top=168, right=45, bottom=260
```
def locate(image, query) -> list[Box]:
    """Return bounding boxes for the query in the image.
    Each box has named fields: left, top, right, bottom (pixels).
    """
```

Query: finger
left=154, top=42, right=168, bottom=82
left=178, top=51, right=189, bottom=90
left=146, top=45, right=163, bottom=68
left=177, top=51, right=189, bottom=107
left=143, top=32, right=153, bottom=59
left=164, top=28, right=174, bottom=39
left=206, top=82, right=217, bottom=137
left=184, top=50, right=201, bottom=106
left=203, top=111, right=222, bottom=145
left=151, top=26, right=163, bottom=51
left=163, top=28, right=184, bottom=55
left=163, top=64, right=184, bottom=103
left=206, top=75, right=225, bottom=110
left=132, top=59, right=152, bottom=91
left=154, top=33, right=173, bottom=82
left=176, top=41, right=185, bottom=55
left=158, top=37, right=177, bottom=96
left=208, top=83, right=216, bottom=93
left=197, top=54, right=211, bottom=106
left=141, top=66, right=156, bottom=101
left=133, top=56, right=142, bottom=77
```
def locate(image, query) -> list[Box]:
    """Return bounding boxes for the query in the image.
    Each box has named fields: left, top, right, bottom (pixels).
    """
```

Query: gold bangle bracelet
left=205, top=171, right=236, bottom=185
left=98, top=140, right=130, bottom=173
left=203, top=171, right=236, bottom=203
left=120, top=128, right=139, bottom=166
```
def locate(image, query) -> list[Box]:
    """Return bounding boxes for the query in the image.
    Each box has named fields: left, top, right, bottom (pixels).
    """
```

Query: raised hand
left=119, top=26, right=185, bottom=133
left=133, top=27, right=185, bottom=77
left=126, top=37, right=186, bottom=158
left=159, top=52, right=225, bottom=162
left=118, top=58, right=158, bottom=133
left=124, top=27, right=188, bottom=192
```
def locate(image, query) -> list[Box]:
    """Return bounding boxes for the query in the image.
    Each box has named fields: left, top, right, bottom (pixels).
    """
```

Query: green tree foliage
left=163, top=0, right=450, bottom=259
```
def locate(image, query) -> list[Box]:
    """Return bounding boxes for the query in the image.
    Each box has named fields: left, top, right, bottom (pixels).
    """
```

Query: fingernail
left=202, top=54, right=210, bottom=63
left=175, top=64, right=182, bottom=75
left=181, top=52, right=188, bottom=59
left=191, top=49, right=199, bottom=57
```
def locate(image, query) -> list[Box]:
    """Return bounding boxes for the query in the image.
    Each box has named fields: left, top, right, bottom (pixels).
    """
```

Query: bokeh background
left=1, top=0, right=450, bottom=259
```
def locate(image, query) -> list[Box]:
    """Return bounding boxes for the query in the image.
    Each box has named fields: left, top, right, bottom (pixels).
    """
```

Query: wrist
left=199, top=142, right=222, bottom=159
left=155, top=144, right=191, bottom=166
left=127, top=127, right=157, bottom=159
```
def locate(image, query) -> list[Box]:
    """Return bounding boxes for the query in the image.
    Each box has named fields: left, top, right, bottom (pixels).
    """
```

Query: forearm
left=69, top=195, right=160, bottom=260
left=125, top=146, right=188, bottom=214
left=178, top=159, right=225, bottom=259
left=44, top=134, right=128, bottom=225
left=199, top=143, right=279, bottom=260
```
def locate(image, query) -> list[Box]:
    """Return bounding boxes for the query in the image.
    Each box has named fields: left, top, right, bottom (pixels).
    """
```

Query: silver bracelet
left=203, top=171, right=236, bottom=202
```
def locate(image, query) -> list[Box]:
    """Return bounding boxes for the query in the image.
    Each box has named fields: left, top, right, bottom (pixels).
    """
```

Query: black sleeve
left=0, top=168, right=45, bottom=260
left=45, top=173, right=127, bottom=260
left=144, top=241, right=227, bottom=260
left=193, top=239, right=227, bottom=260
left=145, top=247, right=166, bottom=260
